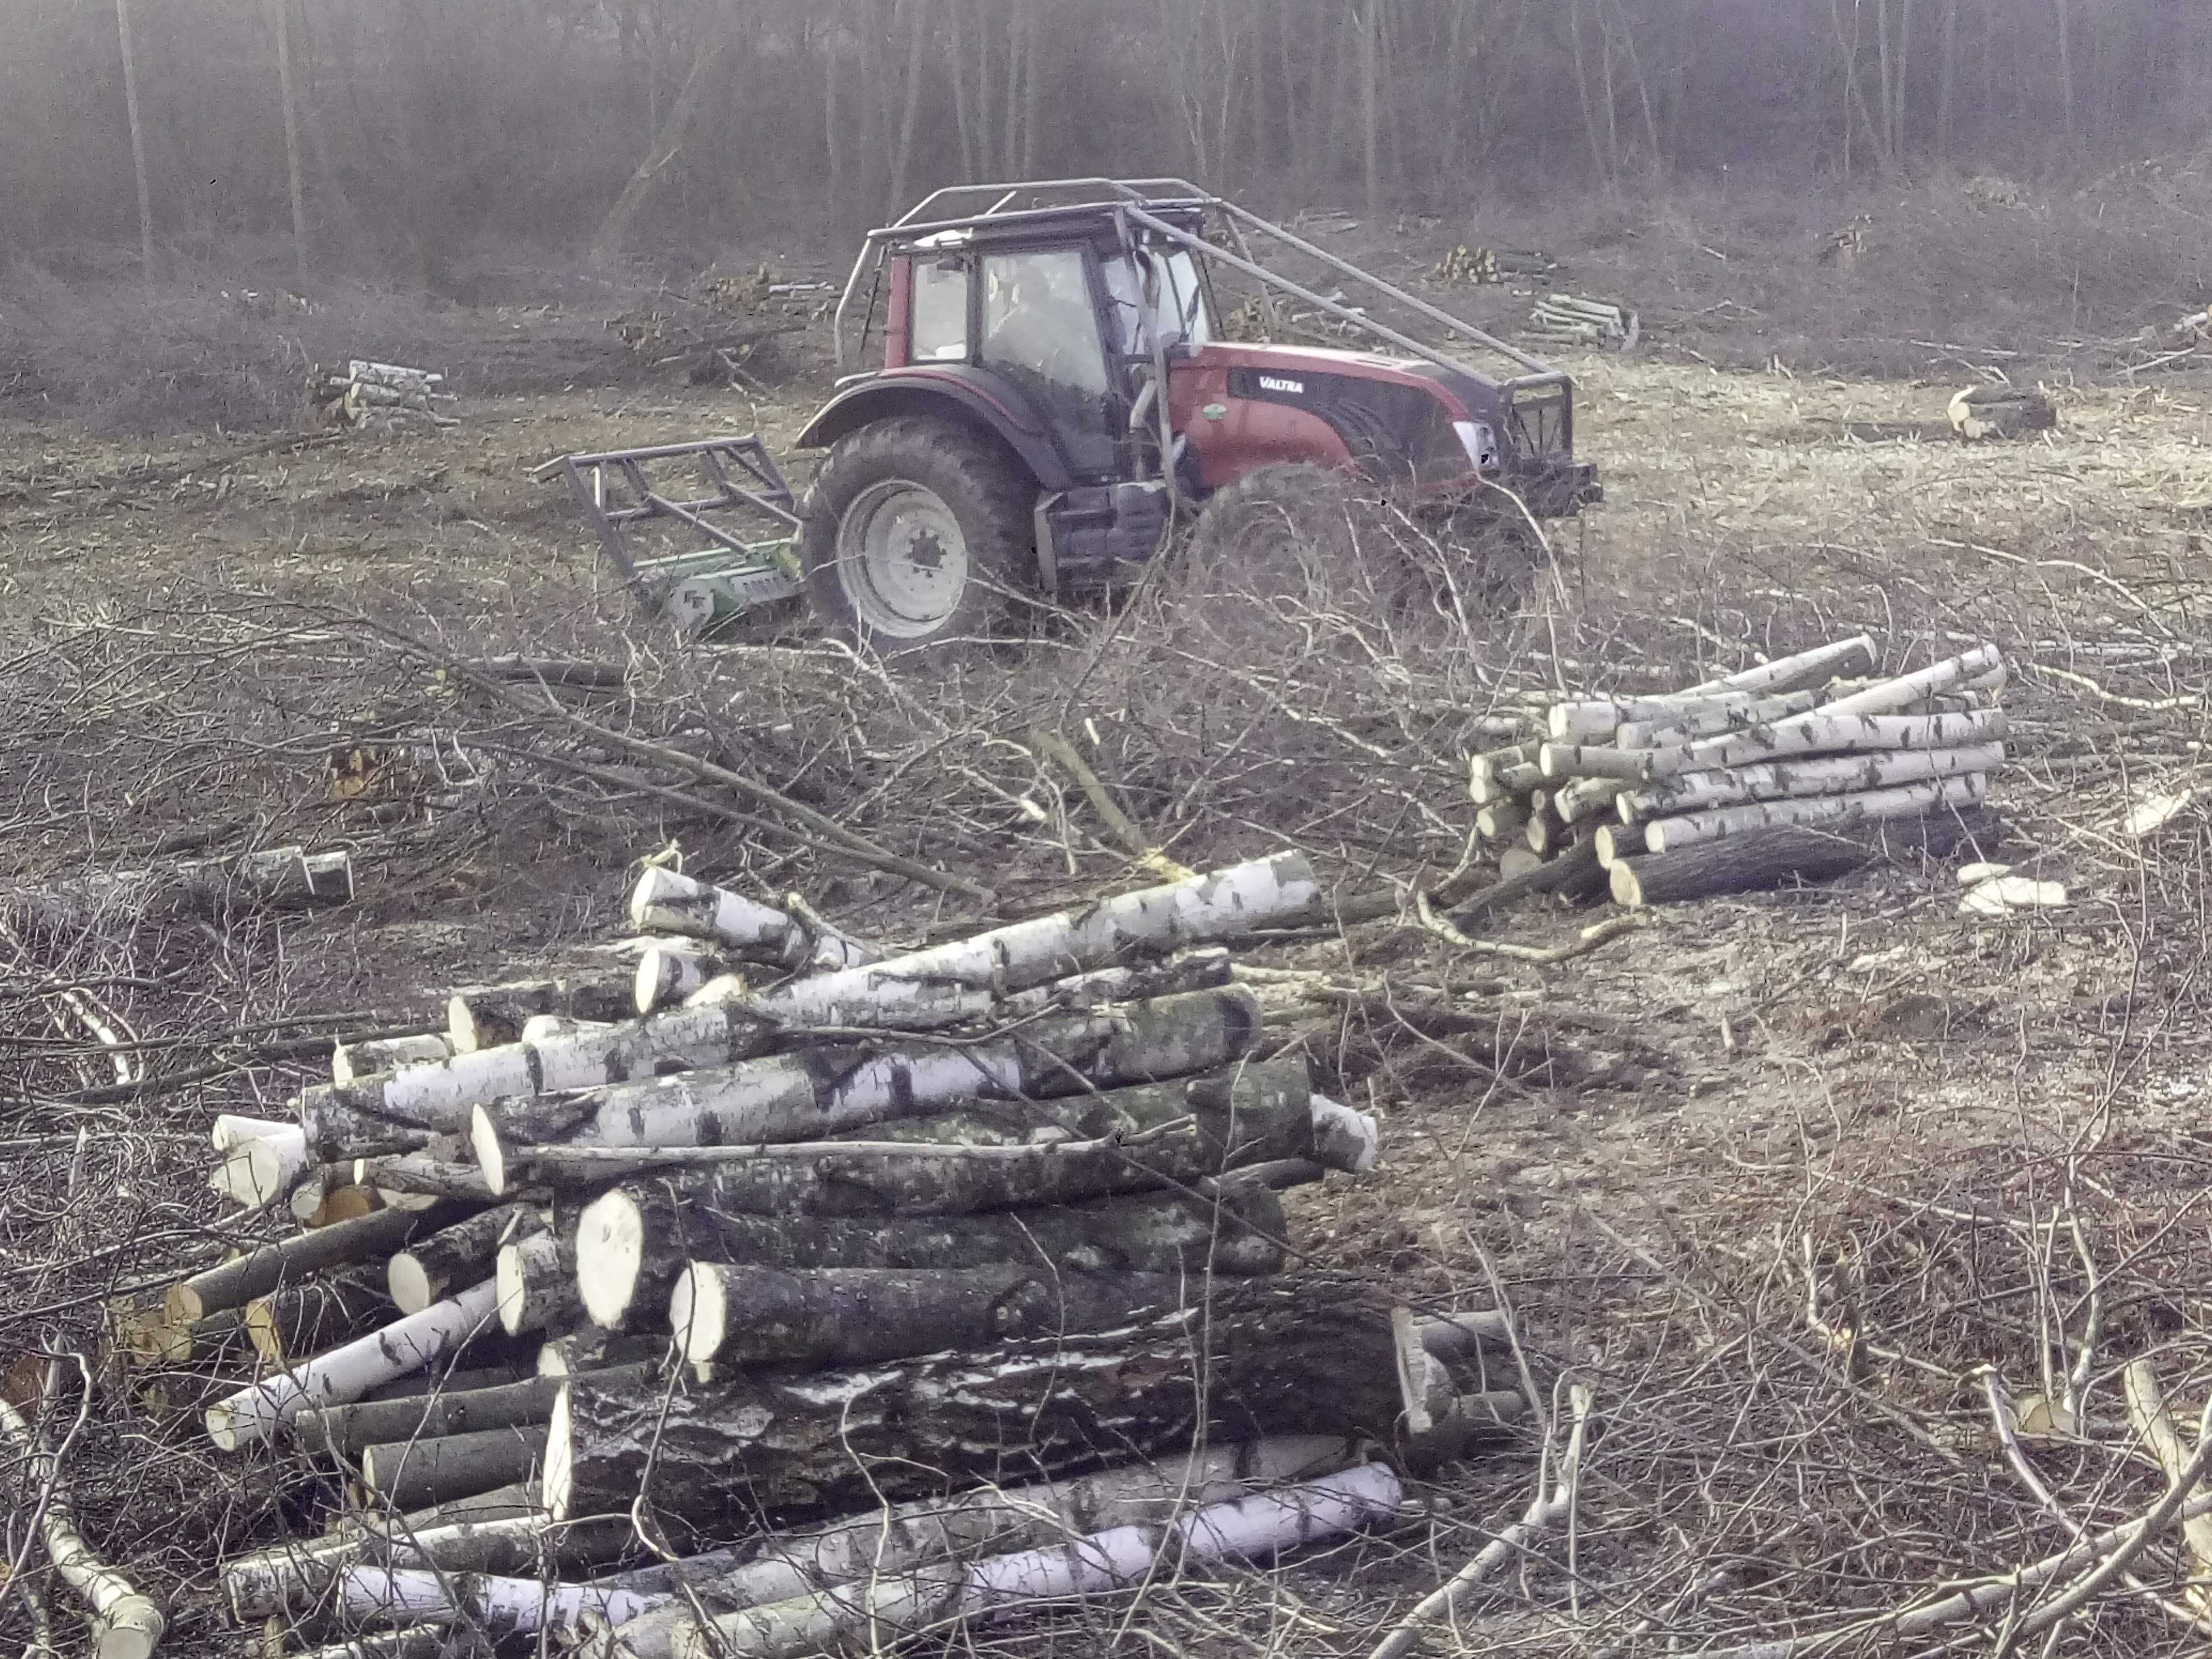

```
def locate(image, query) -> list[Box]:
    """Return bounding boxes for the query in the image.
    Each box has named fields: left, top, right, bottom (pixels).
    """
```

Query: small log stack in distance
left=1468, top=635, right=2007, bottom=909
left=116, top=851, right=1521, bottom=1658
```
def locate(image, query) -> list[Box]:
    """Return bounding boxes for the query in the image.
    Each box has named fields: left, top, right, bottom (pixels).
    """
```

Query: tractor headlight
left=1453, top=420, right=1499, bottom=472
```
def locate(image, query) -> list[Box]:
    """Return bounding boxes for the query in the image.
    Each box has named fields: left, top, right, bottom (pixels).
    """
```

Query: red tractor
left=553, top=181, right=1601, bottom=652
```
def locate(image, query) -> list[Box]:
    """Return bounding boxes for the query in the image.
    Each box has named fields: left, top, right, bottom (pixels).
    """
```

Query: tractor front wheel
left=797, top=417, right=1035, bottom=656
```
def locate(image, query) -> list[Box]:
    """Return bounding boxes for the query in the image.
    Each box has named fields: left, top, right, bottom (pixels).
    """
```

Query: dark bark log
left=378, top=1480, right=543, bottom=1534
left=547, top=1274, right=1408, bottom=1543
left=671, top=1264, right=1218, bottom=1369
left=578, top=1181, right=1286, bottom=1329
left=538, top=1330, right=671, bottom=1378
left=247, top=1271, right=393, bottom=1366
left=389, top=1204, right=547, bottom=1315
left=361, top=1426, right=549, bottom=1512
left=295, top=1372, right=649, bottom=1459
left=497, top=1233, right=581, bottom=1336
left=359, top=1363, right=534, bottom=1404
left=1608, top=806, right=1999, bottom=907
left=166, top=1200, right=480, bottom=1325
left=1445, top=839, right=1606, bottom=926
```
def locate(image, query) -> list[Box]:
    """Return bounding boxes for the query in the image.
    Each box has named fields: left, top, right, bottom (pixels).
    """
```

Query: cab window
left=1101, top=247, right=1212, bottom=356
left=979, top=248, right=1109, bottom=396
left=910, top=258, right=970, bottom=362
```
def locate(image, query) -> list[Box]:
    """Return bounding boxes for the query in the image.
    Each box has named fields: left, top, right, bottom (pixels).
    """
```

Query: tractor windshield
left=1101, top=247, right=1211, bottom=357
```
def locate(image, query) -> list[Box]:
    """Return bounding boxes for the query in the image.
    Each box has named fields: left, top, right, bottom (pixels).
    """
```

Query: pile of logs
left=1528, top=293, right=1638, bottom=349
left=100, top=853, right=1529, bottom=1659
left=306, top=361, right=457, bottom=431
left=1469, top=635, right=2007, bottom=909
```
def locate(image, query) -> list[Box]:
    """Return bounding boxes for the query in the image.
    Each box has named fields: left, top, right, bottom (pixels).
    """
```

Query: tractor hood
left=1186, top=340, right=1503, bottom=425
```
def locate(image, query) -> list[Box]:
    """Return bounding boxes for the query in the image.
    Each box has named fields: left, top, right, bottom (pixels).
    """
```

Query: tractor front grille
left=1506, top=387, right=1571, bottom=459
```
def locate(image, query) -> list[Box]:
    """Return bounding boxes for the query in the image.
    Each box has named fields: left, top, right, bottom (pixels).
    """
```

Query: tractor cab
left=790, top=179, right=1600, bottom=653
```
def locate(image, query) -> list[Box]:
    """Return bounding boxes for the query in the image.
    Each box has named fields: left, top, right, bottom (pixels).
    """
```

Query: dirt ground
left=5, top=195, right=2212, bottom=1656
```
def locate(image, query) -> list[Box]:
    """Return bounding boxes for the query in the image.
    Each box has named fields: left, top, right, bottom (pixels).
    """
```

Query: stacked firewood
left=306, top=360, right=457, bottom=431
left=1528, top=292, right=1638, bottom=349
left=123, top=853, right=1525, bottom=1659
left=1470, top=635, right=2007, bottom=909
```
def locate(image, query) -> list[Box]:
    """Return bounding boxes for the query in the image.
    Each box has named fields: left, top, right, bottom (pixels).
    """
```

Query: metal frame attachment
left=532, top=437, right=804, bottom=632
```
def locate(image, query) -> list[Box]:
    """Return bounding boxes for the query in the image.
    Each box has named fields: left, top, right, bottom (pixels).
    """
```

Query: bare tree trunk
left=1936, top=0, right=1959, bottom=159
left=270, top=0, right=309, bottom=289
left=114, top=0, right=156, bottom=274
left=887, top=0, right=930, bottom=215
left=1359, top=0, right=1380, bottom=219
left=590, top=33, right=729, bottom=264
left=2052, top=0, right=2076, bottom=143
left=945, top=1, right=977, bottom=181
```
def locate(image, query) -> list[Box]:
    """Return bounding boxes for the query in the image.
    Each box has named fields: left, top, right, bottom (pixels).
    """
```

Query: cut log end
left=668, top=1262, right=723, bottom=1367
left=470, top=1107, right=511, bottom=1198
left=387, top=1254, right=435, bottom=1317
left=543, top=1385, right=575, bottom=1522
left=576, top=1187, right=646, bottom=1329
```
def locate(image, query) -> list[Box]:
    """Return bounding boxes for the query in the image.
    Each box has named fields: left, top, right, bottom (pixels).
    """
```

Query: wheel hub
left=837, top=479, right=970, bottom=638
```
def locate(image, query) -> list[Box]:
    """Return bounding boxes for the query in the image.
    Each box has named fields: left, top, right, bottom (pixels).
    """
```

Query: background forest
left=4, top=0, right=2209, bottom=281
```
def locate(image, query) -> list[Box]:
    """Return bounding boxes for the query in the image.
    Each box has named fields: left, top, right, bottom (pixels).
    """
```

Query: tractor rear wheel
left=1183, top=463, right=1358, bottom=588
left=797, top=417, right=1036, bottom=656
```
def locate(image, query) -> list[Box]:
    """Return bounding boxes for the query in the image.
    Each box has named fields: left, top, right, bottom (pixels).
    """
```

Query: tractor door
left=977, top=247, right=1119, bottom=478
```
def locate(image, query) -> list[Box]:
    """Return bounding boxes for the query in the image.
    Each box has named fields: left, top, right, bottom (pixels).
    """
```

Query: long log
left=576, top=1182, right=1288, bottom=1329
left=4, top=844, right=353, bottom=929
left=627, top=869, right=871, bottom=973
left=544, top=1275, right=1411, bottom=1537
left=295, top=1374, right=571, bottom=1458
left=1643, top=774, right=1988, bottom=853
left=359, top=1427, right=549, bottom=1512
left=583, top=1436, right=1358, bottom=1659
left=467, top=987, right=1266, bottom=1187
left=710, top=852, right=1317, bottom=1033
left=495, top=1233, right=580, bottom=1336
left=495, top=1071, right=1313, bottom=1216
left=388, top=1204, right=545, bottom=1315
left=1681, top=634, right=1878, bottom=698
left=671, top=1265, right=1211, bottom=1369
left=1609, top=808, right=1997, bottom=908
left=206, top=1279, right=501, bottom=1452
left=1545, top=691, right=1757, bottom=741
left=1674, top=707, right=2008, bottom=772
left=1778, top=643, right=1999, bottom=722
left=1614, top=688, right=1820, bottom=748
left=331, top=1566, right=658, bottom=1639
left=224, top=1512, right=639, bottom=1621
left=1619, top=741, right=2004, bottom=819
left=167, top=1200, right=479, bottom=1325
left=1445, top=839, right=1606, bottom=925
left=210, top=1124, right=311, bottom=1209
left=672, top=1463, right=1403, bottom=1659
left=993, top=946, right=1234, bottom=1016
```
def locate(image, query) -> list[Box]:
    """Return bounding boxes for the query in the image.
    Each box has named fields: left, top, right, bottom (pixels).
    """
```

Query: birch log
left=447, top=976, right=636, bottom=1053
left=495, top=1232, right=580, bottom=1335
left=299, top=1000, right=776, bottom=1154
left=212, top=1113, right=296, bottom=1151
left=206, top=1279, right=502, bottom=1451
left=1614, top=689, right=1820, bottom=748
left=1546, top=691, right=1757, bottom=740
left=334, top=1035, right=451, bottom=1085
left=333, top=1565, right=659, bottom=1638
left=627, top=869, right=873, bottom=973
left=1619, top=742, right=2005, bottom=819
left=576, top=1182, right=1288, bottom=1329
left=993, top=945, right=1234, bottom=1016
left=1681, top=634, right=1878, bottom=697
left=467, top=987, right=1264, bottom=1187
left=669, top=1264, right=1205, bottom=1369
left=388, top=1204, right=545, bottom=1314
left=1782, top=643, right=2000, bottom=722
left=633, top=943, right=731, bottom=1015
left=210, top=1124, right=310, bottom=1209
left=583, top=1436, right=1357, bottom=1659
left=167, top=1200, right=479, bottom=1323
left=0, top=1394, right=166, bottom=1659
left=546, top=1275, right=1411, bottom=1536
left=224, top=1512, right=640, bottom=1620
left=359, top=1427, right=549, bottom=1512
left=1675, top=708, right=2007, bottom=773
left=672, top=1464, right=1403, bottom=1659
left=1644, top=774, right=1988, bottom=853
left=713, top=853, right=1317, bottom=1033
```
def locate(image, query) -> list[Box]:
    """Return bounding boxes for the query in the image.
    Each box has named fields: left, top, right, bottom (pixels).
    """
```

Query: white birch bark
left=634, top=943, right=730, bottom=1013
left=212, top=1114, right=296, bottom=1151
left=205, top=1279, right=500, bottom=1452
left=336, top=1566, right=662, bottom=1636
left=1770, top=643, right=2000, bottom=723
left=734, top=853, right=1316, bottom=1033
left=1681, top=634, right=1876, bottom=696
left=1673, top=708, right=2007, bottom=773
left=1615, top=688, right=1819, bottom=748
left=0, top=1395, right=166, bottom=1659
left=209, top=1125, right=309, bottom=1209
left=1620, top=741, right=2005, bottom=819
left=627, top=868, right=874, bottom=972
left=334, top=1036, right=451, bottom=1085
left=1644, top=774, right=1988, bottom=854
